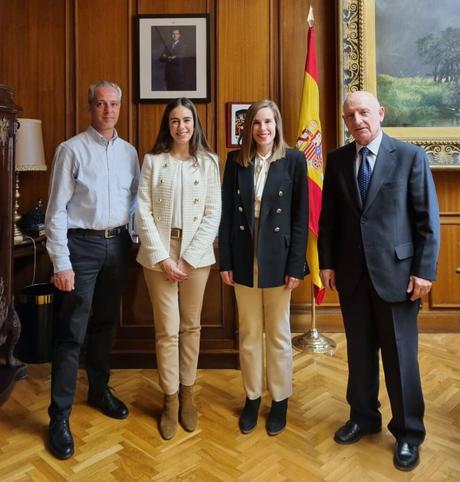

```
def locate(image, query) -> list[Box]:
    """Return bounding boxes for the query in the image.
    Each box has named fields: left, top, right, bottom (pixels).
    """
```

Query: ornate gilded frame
left=339, top=0, right=460, bottom=169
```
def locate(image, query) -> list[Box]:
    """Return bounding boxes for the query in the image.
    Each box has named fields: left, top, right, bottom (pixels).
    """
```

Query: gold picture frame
left=339, top=0, right=460, bottom=169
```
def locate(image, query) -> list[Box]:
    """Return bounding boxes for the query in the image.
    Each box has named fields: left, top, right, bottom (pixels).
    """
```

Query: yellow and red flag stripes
left=295, top=21, right=325, bottom=305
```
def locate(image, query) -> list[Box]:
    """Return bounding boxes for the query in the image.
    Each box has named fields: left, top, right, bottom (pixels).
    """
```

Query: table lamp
left=14, top=118, right=47, bottom=244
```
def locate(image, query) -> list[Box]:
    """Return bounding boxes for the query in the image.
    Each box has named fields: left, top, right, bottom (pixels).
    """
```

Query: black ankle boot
left=267, top=398, right=288, bottom=436
left=239, top=397, right=261, bottom=434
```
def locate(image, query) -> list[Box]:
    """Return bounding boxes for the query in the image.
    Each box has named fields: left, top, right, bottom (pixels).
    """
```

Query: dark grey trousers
left=48, top=230, right=131, bottom=419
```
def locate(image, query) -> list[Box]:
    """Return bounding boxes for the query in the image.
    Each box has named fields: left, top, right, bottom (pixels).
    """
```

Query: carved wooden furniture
left=0, top=85, right=26, bottom=405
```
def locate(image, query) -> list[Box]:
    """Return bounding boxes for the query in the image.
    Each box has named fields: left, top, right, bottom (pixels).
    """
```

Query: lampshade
left=15, top=118, right=47, bottom=172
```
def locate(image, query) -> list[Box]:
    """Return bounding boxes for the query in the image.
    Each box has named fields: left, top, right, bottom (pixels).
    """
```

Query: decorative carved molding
left=342, top=0, right=362, bottom=97
left=0, top=117, right=9, bottom=147
left=411, top=140, right=460, bottom=169
left=0, top=277, right=22, bottom=368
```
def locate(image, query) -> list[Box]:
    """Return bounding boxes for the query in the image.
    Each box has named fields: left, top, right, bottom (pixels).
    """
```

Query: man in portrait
left=159, top=28, right=188, bottom=91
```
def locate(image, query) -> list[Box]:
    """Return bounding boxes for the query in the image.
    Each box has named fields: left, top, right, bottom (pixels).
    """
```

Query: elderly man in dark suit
left=318, top=90, right=440, bottom=471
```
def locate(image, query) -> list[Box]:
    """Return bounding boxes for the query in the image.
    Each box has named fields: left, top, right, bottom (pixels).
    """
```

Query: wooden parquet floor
left=1, top=333, right=459, bottom=482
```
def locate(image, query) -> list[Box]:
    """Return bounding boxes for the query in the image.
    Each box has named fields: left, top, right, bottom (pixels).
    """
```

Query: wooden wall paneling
left=205, top=0, right=216, bottom=149
left=0, top=0, right=67, bottom=214
left=216, top=0, right=271, bottom=160
left=127, top=0, right=137, bottom=147
left=431, top=218, right=460, bottom=308
left=269, top=0, right=280, bottom=101
left=433, top=172, right=460, bottom=213
left=138, top=0, right=206, bottom=14
left=75, top=0, right=132, bottom=139
left=65, top=0, right=77, bottom=140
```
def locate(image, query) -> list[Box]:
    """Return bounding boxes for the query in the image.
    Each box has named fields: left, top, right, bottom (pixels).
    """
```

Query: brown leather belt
left=170, top=228, right=182, bottom=239
left=68, top=225, right=128, bottom=239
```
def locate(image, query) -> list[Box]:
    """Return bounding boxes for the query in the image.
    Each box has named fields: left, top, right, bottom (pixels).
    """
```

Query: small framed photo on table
left=135, top=14, right=210, bottom=103
left=226, top=102, right=252, bottom=147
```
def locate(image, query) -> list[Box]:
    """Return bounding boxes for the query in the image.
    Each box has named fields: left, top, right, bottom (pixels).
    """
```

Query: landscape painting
left=376, top=0, right=460, bottom=128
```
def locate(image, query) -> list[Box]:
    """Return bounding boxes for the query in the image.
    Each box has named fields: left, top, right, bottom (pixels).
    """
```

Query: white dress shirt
left=254, top=151, right=272, bottom=218
left=354, top=130, right=383, bottom=176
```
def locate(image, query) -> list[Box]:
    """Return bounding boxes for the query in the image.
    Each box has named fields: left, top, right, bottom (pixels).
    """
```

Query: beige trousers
left=234, top=250, right=293, bottom=401
left=143, top=238, right=210, bottom=395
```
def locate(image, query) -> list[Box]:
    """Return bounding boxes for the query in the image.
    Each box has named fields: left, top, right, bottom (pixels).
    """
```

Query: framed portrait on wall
left=135, top=14, right=210, bottom=103
left=226, top=103, right=252, bottom=147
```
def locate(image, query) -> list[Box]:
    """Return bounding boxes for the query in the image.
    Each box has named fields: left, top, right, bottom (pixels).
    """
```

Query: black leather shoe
left=393, top=441, right=419, bottom=471
left=49, top=418, right=74, bottom=460
left=239, top=397, right=261, bottom=434
left=88, top=387, right=129, bottom=419
left=267, top=398, right=288, bottom=436
left=333, top=420, right=381, bottom=445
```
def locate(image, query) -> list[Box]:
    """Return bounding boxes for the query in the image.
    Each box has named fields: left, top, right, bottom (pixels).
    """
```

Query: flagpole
left=292, top=282, right=336, bottom=354
left=291, top=4, right=335, bottom=355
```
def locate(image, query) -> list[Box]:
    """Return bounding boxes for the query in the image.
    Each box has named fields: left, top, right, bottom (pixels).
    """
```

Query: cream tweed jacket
left=136, top=151, right=221, bottom=271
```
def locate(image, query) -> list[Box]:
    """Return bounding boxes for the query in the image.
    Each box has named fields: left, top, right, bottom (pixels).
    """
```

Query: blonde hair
left=236, top=99, right=288, bottom=167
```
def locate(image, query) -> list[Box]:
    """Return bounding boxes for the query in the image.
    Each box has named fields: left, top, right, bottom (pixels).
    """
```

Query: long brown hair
left=150, top=97, right=212, bottom=156
left=236, top=99, right=288, bottom=167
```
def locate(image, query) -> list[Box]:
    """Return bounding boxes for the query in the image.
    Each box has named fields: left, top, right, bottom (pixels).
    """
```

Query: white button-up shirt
left=45, top=126, right=139, bottom=272
left=354, top=130, right=383, bottom=176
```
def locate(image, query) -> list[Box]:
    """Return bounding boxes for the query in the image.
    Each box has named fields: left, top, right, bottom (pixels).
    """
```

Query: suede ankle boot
left=267, top=398, right=288, bottom=436
left=160, top=392, right=179, bottom=440
left=239, top=397, right=261, bottom=434
left=179, top=384, right=198, bottom=432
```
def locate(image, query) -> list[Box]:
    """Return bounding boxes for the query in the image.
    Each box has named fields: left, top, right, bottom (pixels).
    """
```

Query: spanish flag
left=296, top=7, right=325, bottom=305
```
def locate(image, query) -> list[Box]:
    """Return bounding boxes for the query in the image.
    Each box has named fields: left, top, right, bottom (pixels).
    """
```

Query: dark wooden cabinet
left=0, top=85, right=20, bottom=314
left=112, top=243, right=239, bottom=369
left=13, top=236, right=52, bottom=294
left=0, top=85, right=26, bottom=404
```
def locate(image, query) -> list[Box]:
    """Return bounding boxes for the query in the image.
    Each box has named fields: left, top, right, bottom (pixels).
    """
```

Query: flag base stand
left=292, top=284, right=336, bottom=356
left=292, top=328, right=336, bottom=355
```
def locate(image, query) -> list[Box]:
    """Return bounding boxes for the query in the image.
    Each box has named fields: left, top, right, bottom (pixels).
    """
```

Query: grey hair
left=88, top=81, right=122, bottom=104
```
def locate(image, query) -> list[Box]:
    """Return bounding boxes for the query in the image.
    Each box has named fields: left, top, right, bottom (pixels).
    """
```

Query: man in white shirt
left=45, top=80, right=139, bottom=460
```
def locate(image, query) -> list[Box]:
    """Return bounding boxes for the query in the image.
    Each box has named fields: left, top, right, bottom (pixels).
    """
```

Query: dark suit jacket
left=318, top=133, right=440, bottom=303
left=160, top=41, right=187, bottom=90
left=219, top=148, right=309, bottom=288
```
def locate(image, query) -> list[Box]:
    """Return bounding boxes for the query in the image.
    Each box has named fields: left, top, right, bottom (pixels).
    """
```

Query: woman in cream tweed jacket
left=136, top=98, right=221, bottom=440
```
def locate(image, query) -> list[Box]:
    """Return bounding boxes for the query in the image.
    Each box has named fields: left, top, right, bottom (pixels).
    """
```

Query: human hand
left=284, top=275, right=300, bottom=290
left=53, top=269, right=75, bottom=291
left=220, top=271, right=235, bottom=286
left=320, top=269, right=336, bottom=290
left=177, top=258, right=193, bottom=278
left=406, top=275, right=432, bottom=301
left=160, top=258, right=187, bottom=282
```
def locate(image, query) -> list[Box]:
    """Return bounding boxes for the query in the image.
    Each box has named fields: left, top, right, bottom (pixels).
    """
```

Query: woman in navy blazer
left=219, top=100, right=308, bottom=435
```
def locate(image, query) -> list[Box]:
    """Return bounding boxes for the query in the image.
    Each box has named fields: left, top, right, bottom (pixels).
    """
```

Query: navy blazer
left=318, top=133, right=440, bottom=303
left=219, top=148, right=309, bottom=288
